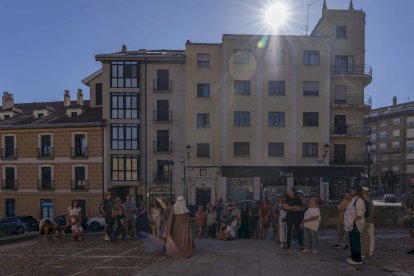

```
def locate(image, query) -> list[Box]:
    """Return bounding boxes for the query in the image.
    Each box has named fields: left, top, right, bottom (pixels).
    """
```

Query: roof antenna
left=305, top=0, right=323, bottom=35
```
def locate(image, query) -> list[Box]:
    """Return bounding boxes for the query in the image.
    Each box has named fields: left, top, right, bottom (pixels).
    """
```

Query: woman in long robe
left=163, top=196, right=193, bottom=258
left=136, top=202, right=150, bottom=238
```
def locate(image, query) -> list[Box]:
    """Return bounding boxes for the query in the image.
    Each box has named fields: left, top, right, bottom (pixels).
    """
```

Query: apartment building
left=0, top=91, right=104, bottom=219
left=365, top=97, right=414, bottom=195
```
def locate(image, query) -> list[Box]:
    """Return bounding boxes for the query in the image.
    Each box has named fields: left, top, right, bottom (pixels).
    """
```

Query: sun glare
left=264, top=2, right=289, bottom=29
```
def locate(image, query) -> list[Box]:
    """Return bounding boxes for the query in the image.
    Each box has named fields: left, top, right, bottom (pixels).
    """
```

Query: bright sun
left=264, top=2, right=289, bottom=29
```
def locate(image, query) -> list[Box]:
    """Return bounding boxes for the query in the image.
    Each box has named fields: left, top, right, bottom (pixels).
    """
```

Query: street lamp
left=322, top=143, right=330, bottom=204
left=323, top=143, right=330, bottom=160
left=168, top=159, right=175, bottom=203
left=366, top=140, right=372, bottom=189
left=185, top=144, right=191, bottom=202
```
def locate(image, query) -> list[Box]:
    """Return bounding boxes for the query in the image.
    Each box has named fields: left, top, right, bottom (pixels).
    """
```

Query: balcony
left=330, top=154, right=367, bottom=165
left=71, top=147, right=88, bottom=159
left=330, top=64, right=372, bottom=85
left=38, top=180, right=54, bottom=190
left=1, top=148, right=17, bottom=160
left=330, top=93, right=372, bottom=108
left=153, top=79, right=173, bottom=92
left=71, top=180, right=88, bottom=191
left=153, top=171, right=170, bottom=183
left=1, top=180, right=17, bottom=191
left=153, top=110, right=173, bottom=123
left=330, top=124, right=369, bottom=137
left=37, top=147, right=54, bottom=159
left=153, top=141, right=173, bottom=153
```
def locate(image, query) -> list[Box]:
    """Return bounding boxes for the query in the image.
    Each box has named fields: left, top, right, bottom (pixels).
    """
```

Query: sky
left=1, top=0, right=413, bottom=108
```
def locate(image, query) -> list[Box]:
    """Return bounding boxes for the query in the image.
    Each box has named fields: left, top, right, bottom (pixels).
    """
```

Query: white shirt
left=226, top=225, right=236, bottom=238
left=304, top=207, right=321, bottom=231
left=344, top=196, right=366, bottom=232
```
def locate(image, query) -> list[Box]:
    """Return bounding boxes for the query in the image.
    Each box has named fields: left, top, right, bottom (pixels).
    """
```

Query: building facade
left=365, top=97, right=414, bottom=196
left=0, top=91, right=104, bottom=219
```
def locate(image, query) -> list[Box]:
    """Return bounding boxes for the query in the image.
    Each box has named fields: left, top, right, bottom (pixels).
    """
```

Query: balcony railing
left=71, top=180, right=88, bottom=191
left=153, top=110, right=173, bottom=123
left=330, top=93, right=372, bottom=108
left=38, top=180, right=54, bottom=190
left=1, top=180, right=17, bottom=190
left=330, top=64, right=372, bottom=78
left=37, top=147, right=54, bottom=159
left=1, top=148, right=17, bottom=160
left=153, top=79, right=173, bottom=92
left=153, top=171, right=170, bottom=182
left=71, top=147, right=88, bottom=159
left=330, top=154, right=367, bottom=165
left=153, top=141, right=173, bottom=153
left=330, top=124, right=369, bottom=136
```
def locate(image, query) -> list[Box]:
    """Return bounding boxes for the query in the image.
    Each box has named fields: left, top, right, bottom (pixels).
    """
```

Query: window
left=156, top=100, right=170, bottom=121
left=40, top=199, right=54, bottom=219
left=303, top=112, right=319, bottom=126
left=95, top=83, right=102, bottom=105
left=393, top=118, right=400, bottom=125
left=380, top=120, right=387, bottom=127
left=234, top=142, right=250, bottom=156
left=197, top=113, right=210, bottom=128
left=268, top=143, right=284, bottom=157
left=197, top=83, right=210, bottom=97
left=197, top=143, right=210, bottom=157
left=40, top=166, right=53, bottom=190
left=392, top=141, right=400, bottom=148
left=407, top=116, right=414, bottom=126
left=234, top=49, right=250, bottom=64
left=110, top=92, right=139, bottom=119
left=5, top=199, right=15, bottom=217
left=393, top=154, right=400, bottom=160
left=234, top=111, right=250, bottom=126
left=156, top=130, right=170, bottom=152
left=335, top=56, right=354, bottom=74
left=156, top=69, right=170, bottom=91
left=72, top=134, right=87, bottom=158
left=111, top=61, right=138, bottom=88
left=303, top=81, right=319, bottom=96
left=156, top=160, right=169, bottom=181
left=268, top=112, right=285, bottom=126
left=111, top=155, right=139, bottom=181
left=197, top=53, right=210, bottom=68
left=234, top=80, right=250, bottom=95
left=111, top=124, right=139, bottom=150
left=39, top=134, right=52, bottom=158
left=336, top=25, right=347, bottom=38
left=393, top=130, right=400, bottom=137
left=380, top=131, right=387, bottom=139
left=200, top=169, right=207, bottom=176
left=333, top=85, right=347, bottom=104
left=408, top=141, right=414, bottom=150
left=303, top=50, right=320, bottom=65
left=302, top=143, right=318, bottom=157
left=380, top=143, right=387, bottom=150
left=2, top=135, right=15, bottom=159
left=73, top=166, right=87, bottom=190
left=3, top=167, right=16, bottom=189
left=381, top=155, right=389, bottom=161
left=269, top=81, right=285, bottom=96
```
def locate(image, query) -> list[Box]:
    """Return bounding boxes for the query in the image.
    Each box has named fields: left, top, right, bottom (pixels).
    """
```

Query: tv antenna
left=304, top=0, right=323, bottom=35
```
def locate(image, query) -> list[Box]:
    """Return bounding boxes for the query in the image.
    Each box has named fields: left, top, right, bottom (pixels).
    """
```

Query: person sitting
left=217, top=221, right=236, bottom=241
left=38, top=218, right=59, bottom=241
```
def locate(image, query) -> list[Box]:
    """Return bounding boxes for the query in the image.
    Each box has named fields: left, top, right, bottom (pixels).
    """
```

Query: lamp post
left=185, top=144, right=191, bottom=202
left=322, top=143, right=330, bottom=204
left=366, top=140, right=372, bottom=190
left=323, top=143, right=330, bottom=163
left=168, top=159, right=175, bottom=203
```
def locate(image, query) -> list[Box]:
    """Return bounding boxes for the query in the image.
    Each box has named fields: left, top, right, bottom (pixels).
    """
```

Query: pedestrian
left=136, top=202, right=150, bottom=238
left=259, top=198, right=271, bottom=240
left=110, top=197, right=126, bottom=241
left=195, top=205, right=206, bottom=239
left=218, top=220, right=236, bottom=241
left=67, top=200, right=84, bottom=241
left=402, top=192, right=414, bottom=254
left=249, top=200, right=260, bottom=239
left=206, top=205, right=217, bottom=239
left=344, top=184, right=366, bottom=265
left=216, top=201, right=223, bottom=234
left=100, top=191, right=114, bottom=241
left=238, top=203, right=250, bottom=239
left=122, top=194, right=137, bottom=239
left=220, top=203, right=232, bottom=226
left=361, top=186, right=375, bottom=257
left=332, top=191, right=352, bottom=249
left=302, top=196, right=321, bottom=253
left=283, top=188, right=304, bottom=249
left=163, top=196, right=193, bottom=258
left=271, top=199, right=280, bottom=240
left=150, top=202, right=162, bottom=238
left=278, top=193, right=287, bottom=248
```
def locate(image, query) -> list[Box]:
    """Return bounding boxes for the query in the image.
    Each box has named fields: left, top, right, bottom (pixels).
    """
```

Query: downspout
left=144, top=58, right=148, bottom=207
left=101, top=120, right=106, bottom=199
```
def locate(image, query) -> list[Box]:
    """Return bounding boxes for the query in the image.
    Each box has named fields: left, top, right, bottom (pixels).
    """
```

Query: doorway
left=195, top=188, right=211, bottom=208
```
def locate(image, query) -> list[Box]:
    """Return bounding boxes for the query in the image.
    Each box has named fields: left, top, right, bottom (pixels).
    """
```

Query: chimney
left=77, top=89, right=84, bottom=106
left=121, top=44, right=127, bottom=52
left=64, top=90, right=71, bottom=107
left=393, top=96, right=397, bottom=106
left=2, top=92, right=14, bottom=111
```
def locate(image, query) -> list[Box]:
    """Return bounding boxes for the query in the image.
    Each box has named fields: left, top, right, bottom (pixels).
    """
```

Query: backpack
left=353, top=197, right=370, bottom=219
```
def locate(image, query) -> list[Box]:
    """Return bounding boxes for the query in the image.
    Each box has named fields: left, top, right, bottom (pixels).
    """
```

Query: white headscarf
left=174, top=195, right=189, bottom=215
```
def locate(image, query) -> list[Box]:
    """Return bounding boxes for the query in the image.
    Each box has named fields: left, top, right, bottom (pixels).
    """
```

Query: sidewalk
left=137, top=228, right=414, bottom=276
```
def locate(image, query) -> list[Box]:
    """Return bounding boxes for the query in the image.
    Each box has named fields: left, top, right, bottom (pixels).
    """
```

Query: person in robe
left=163, top=196, right=193, bottom=258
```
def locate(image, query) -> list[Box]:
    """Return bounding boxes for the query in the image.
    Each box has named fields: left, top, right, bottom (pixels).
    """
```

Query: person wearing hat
left=100, top=191, right=113, bottom=241
left=163, top=196, right=193, bottom=258
left=344, top=184, right=366, bottom=265
left=361, top=186, right=375, bottom=257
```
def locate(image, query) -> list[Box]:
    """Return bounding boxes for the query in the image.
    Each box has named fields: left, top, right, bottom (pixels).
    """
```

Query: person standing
left=332, top=191, right=352, bottom=249
left=110, top=197, right=126, bottom=241
left=344, top=185, right=366, bottom=265
left=100, top=192, right=114, bottom=241
left=402, top=192, right=414, bottom=254
left=136, top=202, right=150, bottom=238
left=278, top=194, right=287, bottom=248
left=206, top=205, right=217, bottom=239
left=238, top=203, right=250, bottom=239
left=283, top=188, right=304, bottom=249
left=259, top=198, right=271, bottom=240
left=150, top=202, right=162, bottom=238
left=361, top=186, right=375, bottom=257
left=67, top=200, right=84, bottom=241
left=163, top=196, right=193, bottom=258
left=249, top=201, right=260, bottom=239
left=302, top=196, right=321, bottom=253
left=195, top=205, right=206, bottom=239
left=122, top=194, right=137, bottom=239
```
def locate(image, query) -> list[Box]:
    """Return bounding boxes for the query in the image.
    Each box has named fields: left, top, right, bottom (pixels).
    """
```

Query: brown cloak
left=163, top=208, right=193, bottom=258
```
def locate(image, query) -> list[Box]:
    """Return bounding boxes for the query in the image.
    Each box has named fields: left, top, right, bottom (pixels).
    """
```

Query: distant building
left=365, top=97, right=414, bottom=195
left=0, top=90, right=104, bottom=219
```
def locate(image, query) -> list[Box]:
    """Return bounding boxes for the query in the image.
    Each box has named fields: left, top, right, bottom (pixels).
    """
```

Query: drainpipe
left=144, top=58, right=148, bottom=208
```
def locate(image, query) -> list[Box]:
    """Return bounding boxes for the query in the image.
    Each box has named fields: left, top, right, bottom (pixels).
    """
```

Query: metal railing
left=71, top=180, right=88, bottom=191
left=329, top=154, right=367, bottom=165
left=153, top=110, right=173, bottom=122
left=1, top=180, right=17, bottom=190
left=1, top=148, right=17, bottom=160
left=37, top=180, right=54, bottom=190
left=330, top=93, right=372, bottom=107
left=37, top=147, right=54, bottom=159
left=329, top=124, right=369, bottom=136
left=153, top=171, right=170, bottom=182
left=153, top=79, right=173, bottom=92
left=153, top=141, right=173, bottom=153
left=330, top=64, right=372, bottom=78
left=71, top=147, right=88, bottom=158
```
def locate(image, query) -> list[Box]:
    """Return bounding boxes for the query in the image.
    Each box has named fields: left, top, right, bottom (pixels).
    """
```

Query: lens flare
left=264, top=2, right=289, bottom=29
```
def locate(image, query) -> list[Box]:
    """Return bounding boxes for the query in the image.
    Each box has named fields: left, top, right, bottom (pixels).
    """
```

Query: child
left=218, top=221, right=236, bottom=241
left=71, top=220, right=84, bottom=241
left=302, top=196, right=321, bottom=253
